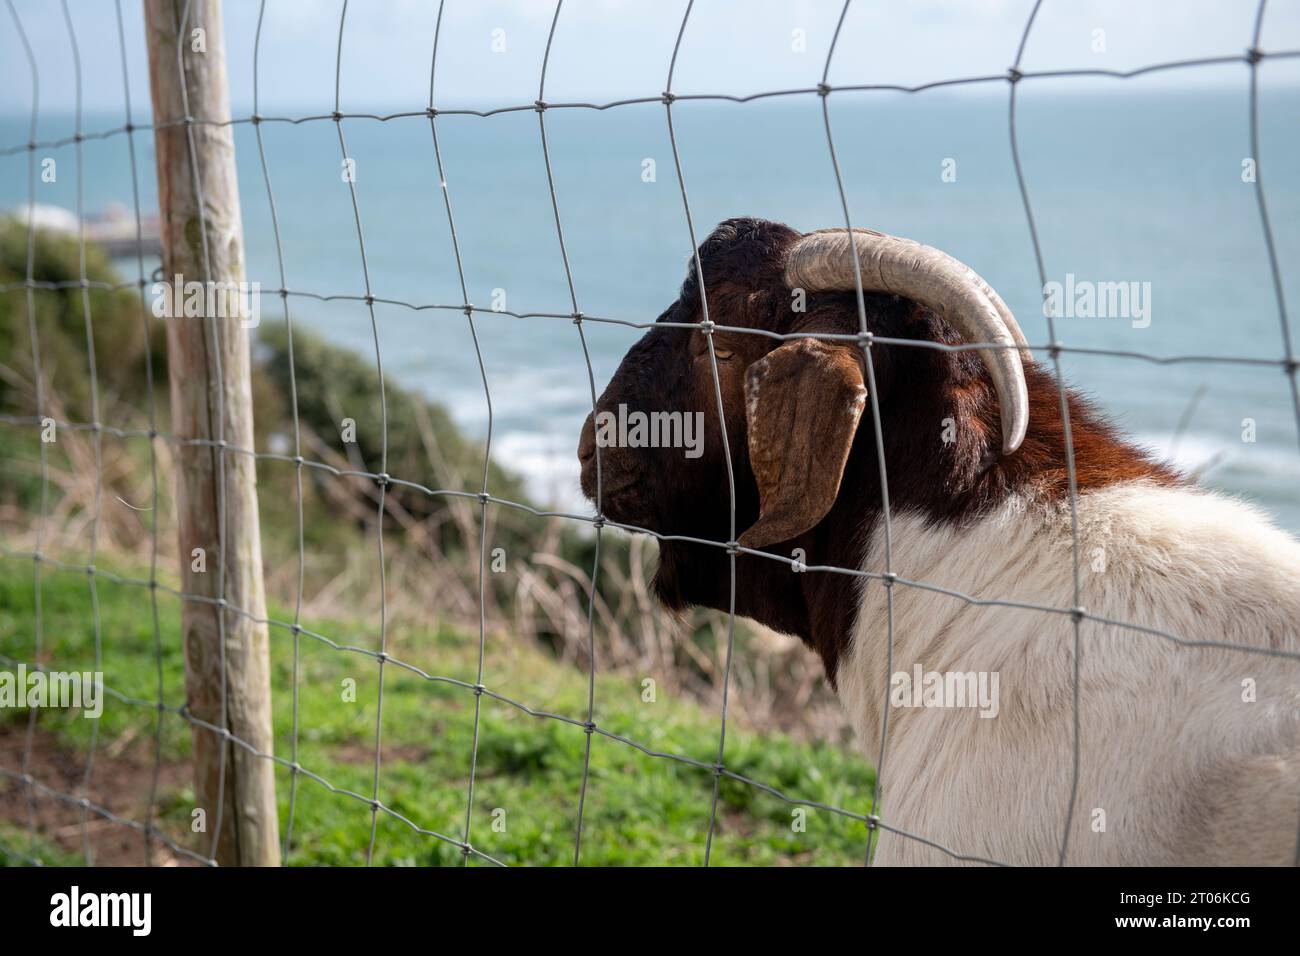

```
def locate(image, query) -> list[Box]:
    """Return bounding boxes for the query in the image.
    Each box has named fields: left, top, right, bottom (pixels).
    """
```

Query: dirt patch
left=0, top=724, right=197, bottom=866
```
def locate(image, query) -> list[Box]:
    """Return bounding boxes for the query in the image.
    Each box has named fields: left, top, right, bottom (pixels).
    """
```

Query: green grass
left=0, top=557, right=874, bottom=866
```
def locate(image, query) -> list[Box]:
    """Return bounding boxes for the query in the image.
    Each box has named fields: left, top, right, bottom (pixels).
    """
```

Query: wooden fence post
left=144, top=0, right=280, bottom=866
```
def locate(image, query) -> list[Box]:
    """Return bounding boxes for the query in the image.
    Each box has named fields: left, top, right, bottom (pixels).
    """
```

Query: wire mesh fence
left=0, top=0, right=1298, bottom=867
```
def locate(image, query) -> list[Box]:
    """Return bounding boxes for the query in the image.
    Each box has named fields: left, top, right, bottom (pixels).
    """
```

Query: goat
left=576, top=216, right=1300, bottom=866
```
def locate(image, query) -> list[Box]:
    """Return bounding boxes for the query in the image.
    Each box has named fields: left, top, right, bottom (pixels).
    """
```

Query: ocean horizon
left=4, top=84, right=1299, bottom=528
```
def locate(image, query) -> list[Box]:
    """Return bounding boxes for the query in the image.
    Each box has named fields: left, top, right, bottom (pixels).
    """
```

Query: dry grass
left=0, top=375, right=851, bottom=747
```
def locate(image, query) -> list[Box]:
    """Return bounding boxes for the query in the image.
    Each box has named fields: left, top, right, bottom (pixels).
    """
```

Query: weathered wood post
left=144, top=0, right=280, bottom=866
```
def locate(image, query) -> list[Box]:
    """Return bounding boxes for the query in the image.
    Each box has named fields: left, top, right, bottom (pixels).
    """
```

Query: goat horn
left=785, top=228, right=1030, bottom=455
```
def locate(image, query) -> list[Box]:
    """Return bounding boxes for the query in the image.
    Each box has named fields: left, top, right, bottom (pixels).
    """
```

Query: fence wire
left=0, top=0, right=1297, bottom=869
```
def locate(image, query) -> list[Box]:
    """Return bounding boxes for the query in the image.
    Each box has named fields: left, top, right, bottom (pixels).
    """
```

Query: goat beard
left=651, top=543, right=690, bottom=613
left=650, top=539, right=735, bottom=618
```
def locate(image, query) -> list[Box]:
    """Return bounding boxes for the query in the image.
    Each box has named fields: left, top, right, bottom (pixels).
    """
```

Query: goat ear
left=738, top=339, right=866, bottom=550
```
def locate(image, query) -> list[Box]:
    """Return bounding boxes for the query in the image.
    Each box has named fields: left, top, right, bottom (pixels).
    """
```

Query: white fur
left=840, top=480, right=1300, bottom=865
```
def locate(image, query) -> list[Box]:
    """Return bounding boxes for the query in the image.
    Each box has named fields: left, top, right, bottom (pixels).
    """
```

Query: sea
left=3, top=84, right=1299, bottom=529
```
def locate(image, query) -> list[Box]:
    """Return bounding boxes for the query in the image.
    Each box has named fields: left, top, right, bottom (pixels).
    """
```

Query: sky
left=2, top=0, right=1299, bottom=119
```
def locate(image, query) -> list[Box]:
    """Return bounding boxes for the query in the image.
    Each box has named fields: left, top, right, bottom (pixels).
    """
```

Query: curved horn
left=785, top=228, right=1029, bottom=455
left=967, top=273, right=1033, bottom=365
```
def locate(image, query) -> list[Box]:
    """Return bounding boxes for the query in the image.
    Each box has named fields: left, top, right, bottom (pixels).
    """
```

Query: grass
left=0, top=556, right=875, bottom=866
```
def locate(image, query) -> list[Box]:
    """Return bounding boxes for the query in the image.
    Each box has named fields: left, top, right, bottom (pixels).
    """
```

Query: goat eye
left=712, top=348, right=735, bottom=361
